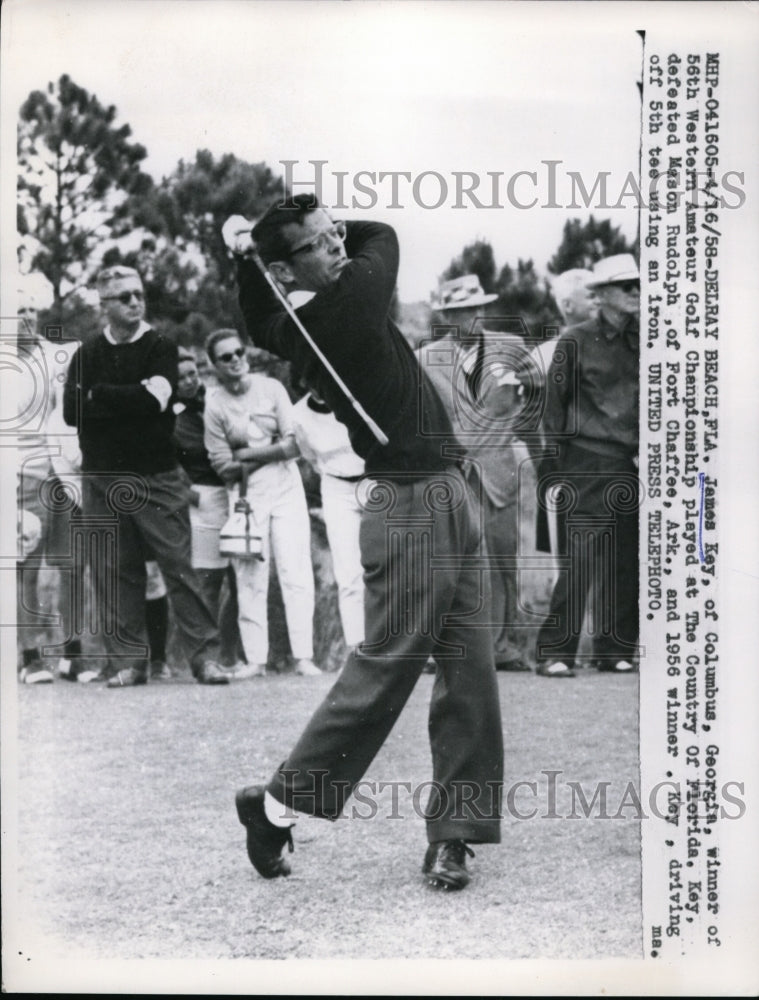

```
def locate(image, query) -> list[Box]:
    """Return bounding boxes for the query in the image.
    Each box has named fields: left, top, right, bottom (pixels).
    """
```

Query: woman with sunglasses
left=203, top=329, right=319, bottom=677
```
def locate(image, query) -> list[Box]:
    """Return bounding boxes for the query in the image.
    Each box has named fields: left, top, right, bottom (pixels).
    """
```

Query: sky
left=4, top=1, right=649, bottom=301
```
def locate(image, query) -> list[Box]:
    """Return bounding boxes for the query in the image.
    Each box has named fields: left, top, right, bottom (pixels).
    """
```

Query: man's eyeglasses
left=216, top=347, right=245, bottom=363
left=611, top=281, right=639, bottom=294
left=290, top=220, right=347, bottom=256
left=102, top=290, right=145, bottom=304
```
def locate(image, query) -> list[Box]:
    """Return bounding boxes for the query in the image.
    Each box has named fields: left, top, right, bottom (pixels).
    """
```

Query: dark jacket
left=236, top=221, right=455, bottom=478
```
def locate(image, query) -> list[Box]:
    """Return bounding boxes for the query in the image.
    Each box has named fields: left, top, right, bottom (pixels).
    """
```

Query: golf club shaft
left=253, top=254, right=389, bottom=447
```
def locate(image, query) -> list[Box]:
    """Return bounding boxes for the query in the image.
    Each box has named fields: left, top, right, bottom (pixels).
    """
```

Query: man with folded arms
left=223, top=196, right=503, bottom=891
left=63, top=265, right=228, bottom=687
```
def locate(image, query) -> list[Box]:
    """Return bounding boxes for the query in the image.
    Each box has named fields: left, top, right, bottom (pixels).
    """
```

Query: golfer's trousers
left=266, top=465, right=504, bottom=844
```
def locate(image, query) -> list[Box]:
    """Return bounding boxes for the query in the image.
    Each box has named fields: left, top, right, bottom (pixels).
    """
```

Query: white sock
left=264, top=790, right=297, bottom=828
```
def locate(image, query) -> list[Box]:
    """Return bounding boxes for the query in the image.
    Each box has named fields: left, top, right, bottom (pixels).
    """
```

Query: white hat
left=431, top=274, right=498, bottom=311
left=586, top=254, right=639, bottom=288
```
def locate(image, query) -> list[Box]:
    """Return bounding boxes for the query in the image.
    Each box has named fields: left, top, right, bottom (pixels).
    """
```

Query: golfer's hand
left=222, top=215, right=255, bottom=255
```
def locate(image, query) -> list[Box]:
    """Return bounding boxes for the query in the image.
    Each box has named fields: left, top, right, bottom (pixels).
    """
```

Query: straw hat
left=431, top=274, right=498, bottom=310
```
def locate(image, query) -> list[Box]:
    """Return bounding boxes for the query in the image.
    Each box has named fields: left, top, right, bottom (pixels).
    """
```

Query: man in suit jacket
left=417, top=275, right=531, bottom=671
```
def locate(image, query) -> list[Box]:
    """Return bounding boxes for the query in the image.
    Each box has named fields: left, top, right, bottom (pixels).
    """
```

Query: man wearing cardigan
left=535, top=254, right=641, bottom=678
left=223, top=196, right=503, bottom=891
left=63, top=265, right=228, bottom=687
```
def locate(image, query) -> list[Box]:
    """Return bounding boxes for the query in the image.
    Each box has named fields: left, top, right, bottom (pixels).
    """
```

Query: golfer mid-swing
left=223, top=194, right=503, bottom=891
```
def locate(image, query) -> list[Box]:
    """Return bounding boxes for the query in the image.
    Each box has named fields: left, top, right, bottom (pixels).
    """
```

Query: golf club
left=250, top=249, right=389, bottom=447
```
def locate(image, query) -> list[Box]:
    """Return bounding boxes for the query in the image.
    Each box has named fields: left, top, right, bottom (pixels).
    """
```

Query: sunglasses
left=611, top=281, right=639, bottom=294
left=216, top=347, right=245, bottom=363
left=290, top=220, right=347, bottom=256
left=102, top=290, right=145, bottom=304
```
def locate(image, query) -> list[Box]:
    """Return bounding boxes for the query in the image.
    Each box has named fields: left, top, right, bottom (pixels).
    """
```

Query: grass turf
left=12, top=667, right=640, bottom=962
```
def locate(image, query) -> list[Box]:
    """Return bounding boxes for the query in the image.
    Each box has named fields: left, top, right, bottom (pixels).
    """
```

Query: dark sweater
left=543, top=311, right=639, bottom=460
left=63, top=327, right=179, bottom=473
left=236, top=221, right=456, bottom=478
left=173, top=388, right=224, bottom=487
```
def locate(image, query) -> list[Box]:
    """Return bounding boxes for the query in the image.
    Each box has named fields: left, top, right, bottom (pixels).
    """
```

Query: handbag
left=219, top=464, right=264, bottom=560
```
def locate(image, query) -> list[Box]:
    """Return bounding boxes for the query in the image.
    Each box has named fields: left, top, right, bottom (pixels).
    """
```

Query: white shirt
left=292, top=394, right=365, bottom=479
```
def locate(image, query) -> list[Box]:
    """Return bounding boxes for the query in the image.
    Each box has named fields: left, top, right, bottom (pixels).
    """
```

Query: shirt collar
left=102, top=320, right=151, bottom=345
left=288, top=290, right=316, bottom=309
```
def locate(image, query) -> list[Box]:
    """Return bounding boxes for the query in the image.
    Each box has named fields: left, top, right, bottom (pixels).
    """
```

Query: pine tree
left=441, top=239, right=497, bottom=293
left=547, top=216, right=637, bottom=275
left=18, top=75, right=153, bottom=312
left=133, top=150, right=283, bottom=282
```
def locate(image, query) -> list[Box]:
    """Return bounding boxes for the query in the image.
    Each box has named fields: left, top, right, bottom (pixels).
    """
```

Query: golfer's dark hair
left=252, top=193, right=321, bottom=265
left=177, top=347, right=196, bottom=364
left=205, top=328, right=242, bottom=363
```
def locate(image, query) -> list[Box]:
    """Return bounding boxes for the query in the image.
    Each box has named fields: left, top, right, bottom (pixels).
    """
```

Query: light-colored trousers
left=321, top=473, right=365, bottom=647
left=232, top=463, right=314, bottom=664
left=189, top=483, right=230, bottom=569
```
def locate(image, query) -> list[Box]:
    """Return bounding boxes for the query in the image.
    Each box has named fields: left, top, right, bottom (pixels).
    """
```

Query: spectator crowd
left=14, top=212, right=640, bottom=692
